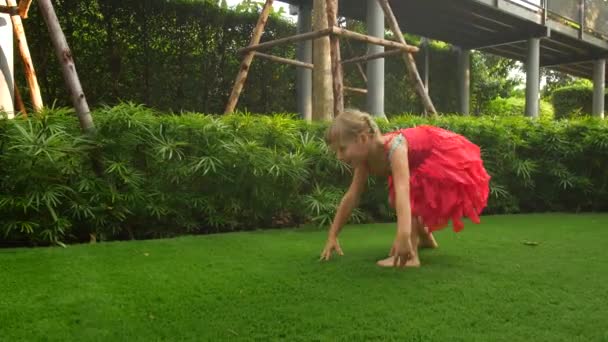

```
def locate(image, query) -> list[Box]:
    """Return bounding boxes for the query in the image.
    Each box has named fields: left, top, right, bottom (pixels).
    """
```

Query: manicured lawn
left=1, top=214, right=607, bottom=341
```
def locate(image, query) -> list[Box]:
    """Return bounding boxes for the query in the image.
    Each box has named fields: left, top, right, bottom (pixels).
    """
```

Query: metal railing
left=505, top=0, right=608, bottom=38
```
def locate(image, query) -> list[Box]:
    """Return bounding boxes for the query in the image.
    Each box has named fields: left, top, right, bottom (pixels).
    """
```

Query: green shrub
left=552, top=85, right=608, bottom=119
left=483, top=96, right=554, bottom=119
left=2, top=104, right=607, bottom=246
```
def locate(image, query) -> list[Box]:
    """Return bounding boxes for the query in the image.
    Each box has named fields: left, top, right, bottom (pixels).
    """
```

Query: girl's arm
left=387, top=139, right=414, bottom=265
left=327, top=166, right=369, bottom=240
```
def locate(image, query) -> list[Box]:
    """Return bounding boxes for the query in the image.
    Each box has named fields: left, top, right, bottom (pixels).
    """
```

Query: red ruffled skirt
left=388, top=127, right=491, bottom=232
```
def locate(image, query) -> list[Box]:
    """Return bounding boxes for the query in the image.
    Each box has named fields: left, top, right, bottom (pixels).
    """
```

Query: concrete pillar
left=525, top=37, right=540, bottom=118
left=592, top=59, right=605, bottom=119
left=458, top=48, right=470, bottom=115
left=0, top=2, right=14, bottom=118
left=366, top=0, right=385, bottom=118
left=296, top=3, right=312, bottom=121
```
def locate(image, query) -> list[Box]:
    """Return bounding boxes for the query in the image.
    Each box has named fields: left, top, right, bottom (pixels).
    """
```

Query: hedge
left=552, top=85, right=608, bottom=119
left=1, top=104, right=607, bottom=246
left=482, top=96, right=554, bottom=119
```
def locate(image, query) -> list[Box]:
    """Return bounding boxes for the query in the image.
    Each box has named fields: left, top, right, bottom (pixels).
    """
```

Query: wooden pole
left=326, top=0, right=343, bottom=115
left=14, top=84, right=27, bottom=117
left=376, top=0, right=437, bottom=115
left=18, top=0, right=32, bottom=19
left=224, top=0, right=274, bottom=114
left=331, top=27, right=419, bottom=53
left=341, top=49, right=402, bottom=65
left=6, top=0, right=42, bottom=112
left=238, top=28, right=332, bottom=55
left=0, top=5, right=18, bottom=15
left=254, top=52, right=314, bottom=69
left=39, top=0, right=104, bottom=182
left=38, top=0, right=95, bottom=133
left=312, top=0, right=333, bottom=121
left=344, top=86, right=367, bottom=94
left=344, top=38, right=367, bottom=83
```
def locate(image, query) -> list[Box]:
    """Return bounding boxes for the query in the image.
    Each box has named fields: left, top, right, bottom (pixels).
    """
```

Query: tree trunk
left=312, top=0, right=334, bottom=121
left=38, top=0, right=102, bottom=178
left=326, top=0, right=343, bottom=115
left=38, top=0, right=94, bottom=133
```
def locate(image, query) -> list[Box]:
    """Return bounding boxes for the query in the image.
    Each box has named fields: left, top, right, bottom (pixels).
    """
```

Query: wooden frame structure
left=225, top=0, right=437, bottom=116
left=0, top=0, right=94, bottom=131
left=1, top=0, right=41, bottom=114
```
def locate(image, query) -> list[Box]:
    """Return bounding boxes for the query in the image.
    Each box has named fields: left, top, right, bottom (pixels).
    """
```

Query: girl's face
left=332, top=133, right=372, bottom=168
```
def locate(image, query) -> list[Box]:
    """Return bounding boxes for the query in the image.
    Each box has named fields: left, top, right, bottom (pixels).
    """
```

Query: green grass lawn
left=1, top=214, right=608, bottom=341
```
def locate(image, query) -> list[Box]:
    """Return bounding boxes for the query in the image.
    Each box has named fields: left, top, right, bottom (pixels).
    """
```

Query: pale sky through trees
left=225, top=0, right=296, bottom=21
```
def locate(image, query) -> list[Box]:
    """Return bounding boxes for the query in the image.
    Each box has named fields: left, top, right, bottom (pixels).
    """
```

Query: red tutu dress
left=384, top=125, right=491, bottom=232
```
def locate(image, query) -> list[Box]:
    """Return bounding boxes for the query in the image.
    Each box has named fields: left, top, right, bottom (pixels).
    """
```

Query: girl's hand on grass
left=390, top=232, right=413, bottom=267
left=320, top=237, right=344, bottom=261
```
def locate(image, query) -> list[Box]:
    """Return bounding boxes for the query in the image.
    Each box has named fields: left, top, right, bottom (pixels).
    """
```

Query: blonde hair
left=325, top=109, right=380, bottom=145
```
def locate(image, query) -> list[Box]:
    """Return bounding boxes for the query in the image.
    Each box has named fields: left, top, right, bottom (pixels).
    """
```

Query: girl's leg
left=420, top=231, right=438, bottom=248
left=418, top=219, right=439, bottom=249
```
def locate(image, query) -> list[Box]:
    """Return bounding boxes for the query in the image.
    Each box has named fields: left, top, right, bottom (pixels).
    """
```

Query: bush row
left=552, top=85, right=608, bottom=119
left=1, top=104, right=607, bottom=246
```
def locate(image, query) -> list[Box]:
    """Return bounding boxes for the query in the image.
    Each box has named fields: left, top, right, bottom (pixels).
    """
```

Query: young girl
left=320, top=110, right=491, bottom=267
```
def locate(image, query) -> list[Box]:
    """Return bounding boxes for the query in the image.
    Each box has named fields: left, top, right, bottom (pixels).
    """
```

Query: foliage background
left=2, top=105, right=607, bottom=246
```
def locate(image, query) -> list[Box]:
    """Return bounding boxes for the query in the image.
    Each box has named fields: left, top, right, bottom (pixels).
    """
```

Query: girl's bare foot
left=376, top=256, right=420, bottom=268
left=419, top=231, right=439, bottom=249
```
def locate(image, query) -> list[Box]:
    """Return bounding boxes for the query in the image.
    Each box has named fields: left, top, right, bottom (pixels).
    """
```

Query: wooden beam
left=0, top=5, right=18, bottom=15
left=326, top=0, right=343, bottom=115
left=344, top=86, right=367, bottom=94
left=237, top=27, right=419, bottom=55
left=18, top=0, right=33, bottom=19
left=225, top=0, right=274, bottom=114
left=343, top=38, right=367, bottom=83
left=331, top=27, right=420, bottom=53
left=238, top=28, right=332, bottom=55
left=341, top=49, right=402, bottom=65
left=7, top=0, right=43, bottom=112
left=254, top=52, right=313, bottom=69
